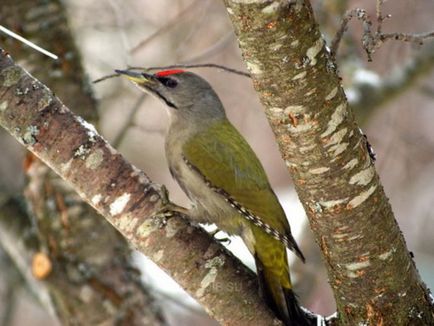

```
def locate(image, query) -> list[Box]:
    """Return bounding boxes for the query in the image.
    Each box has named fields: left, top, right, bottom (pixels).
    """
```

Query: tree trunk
left=222, top=1, right=433, bottom=325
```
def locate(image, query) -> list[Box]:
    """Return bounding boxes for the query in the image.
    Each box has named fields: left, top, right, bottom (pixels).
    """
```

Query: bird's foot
left=152, top=185, right=189, bottom=225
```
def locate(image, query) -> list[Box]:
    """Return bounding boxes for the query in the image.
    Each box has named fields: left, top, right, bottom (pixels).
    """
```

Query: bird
left=116, top=68, right=315, bottom=325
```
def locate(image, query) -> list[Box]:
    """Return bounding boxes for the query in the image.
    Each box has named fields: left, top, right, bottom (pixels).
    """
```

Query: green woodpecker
left=116, top=69, right=314, bottom=325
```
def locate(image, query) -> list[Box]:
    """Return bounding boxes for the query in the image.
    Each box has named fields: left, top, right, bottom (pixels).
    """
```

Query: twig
left=93, top=73, right=119, bottom=84
left=331, top=1, right=434, bottom=61
left=331, top=9, right=367, bottom=58
left=131, top=63, right=251, bottom=78
left=0, top=25, right=58, bottom=60
left=93, top=63, right=250, bottom=84
left=376, top=0, right=384, bottom=34
left=380, top=31, right=434, bottom=44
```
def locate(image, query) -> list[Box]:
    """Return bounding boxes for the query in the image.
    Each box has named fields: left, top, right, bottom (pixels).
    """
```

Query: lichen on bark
left=223, top=0, right=434, bottom=324
left=0, top=49, right=284, bottom=326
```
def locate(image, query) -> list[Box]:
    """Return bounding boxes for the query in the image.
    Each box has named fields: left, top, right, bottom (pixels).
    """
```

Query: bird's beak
left=115, top=69, right=155, bottom=84
left=115, top=69, right=176, bottom=108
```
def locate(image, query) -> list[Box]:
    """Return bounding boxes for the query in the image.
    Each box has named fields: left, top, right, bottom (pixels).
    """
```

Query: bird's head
left=116, top=69, right=226, bottom=122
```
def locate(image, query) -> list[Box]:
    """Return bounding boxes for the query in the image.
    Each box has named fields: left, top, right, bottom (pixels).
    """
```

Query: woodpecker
left=116, top=69, right=315, bottom=325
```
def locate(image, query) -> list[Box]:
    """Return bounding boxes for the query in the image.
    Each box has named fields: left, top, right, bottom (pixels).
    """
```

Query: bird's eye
left=159, top=77, right=178, bottom=88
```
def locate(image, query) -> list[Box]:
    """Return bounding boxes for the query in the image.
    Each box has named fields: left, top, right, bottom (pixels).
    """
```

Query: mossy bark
left=223, top=0, right=434, bottom=324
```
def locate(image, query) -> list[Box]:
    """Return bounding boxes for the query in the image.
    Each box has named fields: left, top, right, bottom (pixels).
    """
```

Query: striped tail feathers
left=254, top=254, right=316, bottom=326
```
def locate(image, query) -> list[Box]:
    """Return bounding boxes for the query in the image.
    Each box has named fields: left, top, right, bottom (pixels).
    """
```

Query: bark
left=222, top=1, right=433, bottom=325
left=0, top=0, right=97, bottom=121
left=0, top=50, right=283, bottom=326
left=0, top=1, right=165, bottom=324
left=24, top=158, right=166, bottom=326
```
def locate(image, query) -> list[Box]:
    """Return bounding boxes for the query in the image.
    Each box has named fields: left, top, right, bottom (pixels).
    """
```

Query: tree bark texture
left=24, top=158, right=166, bottom=325
left=0, top=0, right=97, bottom=121
left=0, top=50, right=283, bottom=326
left=222, top=1, right=434, bottom=325
left=0, top=1, right=165, bottom=324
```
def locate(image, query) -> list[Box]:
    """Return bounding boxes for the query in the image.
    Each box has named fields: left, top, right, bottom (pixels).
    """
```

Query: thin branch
left=93, top=73, right=119, bottom=84
left=92, top=63, right=250, bottom=84
left=0, top=25, right=58, bottom=60
left=331, top=2, right=434, bottom=61
left=331, top=9, right=367, bottom=58
left=380, top=31, right=434, bottom=44
left=132, top=64, right=251, bottom=78
left=376, top=0, right=384, bottom=34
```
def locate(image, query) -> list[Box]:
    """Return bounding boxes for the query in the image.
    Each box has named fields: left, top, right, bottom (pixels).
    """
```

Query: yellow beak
left=115, top=69, right=154, bottom=83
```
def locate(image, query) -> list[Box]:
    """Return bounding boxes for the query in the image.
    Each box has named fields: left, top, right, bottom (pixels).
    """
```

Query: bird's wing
left=182, top=119, right=301, bottom=254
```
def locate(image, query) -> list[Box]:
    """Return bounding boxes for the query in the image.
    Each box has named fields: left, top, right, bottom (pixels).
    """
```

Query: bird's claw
left=152, top=203, right=189, bottom=224
left=152, top=185, right=189, bottom=224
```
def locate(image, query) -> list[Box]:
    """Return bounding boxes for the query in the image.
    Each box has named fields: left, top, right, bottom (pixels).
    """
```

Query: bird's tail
left=254, top=251, right=316, bottom=326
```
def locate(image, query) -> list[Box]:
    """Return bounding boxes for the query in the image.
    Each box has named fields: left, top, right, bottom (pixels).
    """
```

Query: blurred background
left=0, top=0, right=433, bottom=325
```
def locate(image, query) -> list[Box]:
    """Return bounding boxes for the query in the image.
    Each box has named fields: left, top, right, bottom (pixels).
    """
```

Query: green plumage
left=183, top=119, right=290, bottom=235
left=183, top=119, right=306, bottom=323
left=117, top=69, right=312, bottom=325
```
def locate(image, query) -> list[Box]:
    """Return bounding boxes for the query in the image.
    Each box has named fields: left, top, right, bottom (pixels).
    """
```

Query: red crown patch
left=155, top=69, right=185, bottom=77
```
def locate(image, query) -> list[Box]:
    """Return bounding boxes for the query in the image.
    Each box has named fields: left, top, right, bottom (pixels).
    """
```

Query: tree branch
left=331, top=2, right=434, bottom=61
left=1, top=1, right=167, bottom=323
left=24, top=158, right=166, bottom=325
left=0, top=49, right=283, bottom=326
left=222, top=0, right=433, bottom=324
